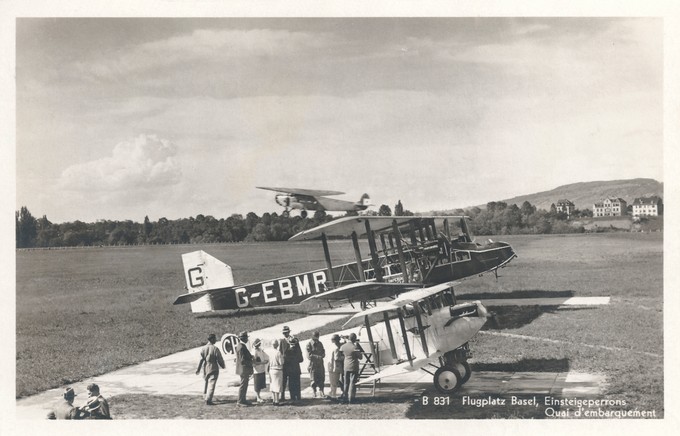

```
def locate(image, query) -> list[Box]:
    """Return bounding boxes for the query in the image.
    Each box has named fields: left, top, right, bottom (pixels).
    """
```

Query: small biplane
left=256, top=186, right=371, bottom=218
left=341, top=282, right=489, bottom=394
left=173, top=216, right=516, bottom=313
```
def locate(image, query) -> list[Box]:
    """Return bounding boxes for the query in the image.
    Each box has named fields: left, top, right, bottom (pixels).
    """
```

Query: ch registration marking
left=422, top=396, right=449, bottom=406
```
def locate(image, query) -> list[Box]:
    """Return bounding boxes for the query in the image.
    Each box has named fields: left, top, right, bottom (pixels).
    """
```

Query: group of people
left=47, top=383, right=111, bottom=419
left=196, top=326, right=366, bottom=406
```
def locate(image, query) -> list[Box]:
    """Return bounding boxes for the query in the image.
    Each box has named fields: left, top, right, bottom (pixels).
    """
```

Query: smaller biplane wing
left=357, top=356, right=436, bottom=385
left=301, top=281, right=419, bottom=304
left=341, top=281, right=459, bottom=326
left=256, top=186, right=345, bottom=197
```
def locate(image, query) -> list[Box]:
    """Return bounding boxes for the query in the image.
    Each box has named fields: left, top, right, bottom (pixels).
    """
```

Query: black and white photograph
left=2, top=1, right=679, bottom=434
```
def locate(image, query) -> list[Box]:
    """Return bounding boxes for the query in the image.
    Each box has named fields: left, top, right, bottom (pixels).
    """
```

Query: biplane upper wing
left=256, top=186, right=345, bottom=197
left=301, top=281, right=420, bottom=304
left=288, top=215, right=468, bottom=241
left=341, top=281, right=459, bottom=326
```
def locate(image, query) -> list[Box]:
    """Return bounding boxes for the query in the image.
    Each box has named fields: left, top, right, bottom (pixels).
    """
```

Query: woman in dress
left=269, top=339, right=284, bottom=405
left=252, top=338, right=270, bottom=404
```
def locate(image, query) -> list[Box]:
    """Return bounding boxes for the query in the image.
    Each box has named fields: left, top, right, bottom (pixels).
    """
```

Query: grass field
left=16, top=233, right=664, bottom=418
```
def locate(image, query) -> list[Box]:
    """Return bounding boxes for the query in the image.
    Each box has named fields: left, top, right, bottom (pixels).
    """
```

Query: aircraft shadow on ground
left=459, top=289, right=576, bottom=300
left=471, top=357, right=570, bottom=373
left=456, top=289, right=598, bottom=330
left=195, top=307, right=308, bottom=319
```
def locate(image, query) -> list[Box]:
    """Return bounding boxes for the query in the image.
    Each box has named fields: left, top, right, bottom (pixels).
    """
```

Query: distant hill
left=492, top=178, right=663, bottom=211
left=430, top=178, right=664, bottom=214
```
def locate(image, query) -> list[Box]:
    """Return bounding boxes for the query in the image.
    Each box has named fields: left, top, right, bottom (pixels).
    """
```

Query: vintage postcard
left=3, top=1, right=678, bottom=435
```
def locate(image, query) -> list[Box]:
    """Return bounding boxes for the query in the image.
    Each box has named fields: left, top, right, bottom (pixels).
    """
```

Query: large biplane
left=173, top=215, right=516, bottom=393
left=256, top=186, right=371, bottom=218
left=173, top=215, right=515, bottom=313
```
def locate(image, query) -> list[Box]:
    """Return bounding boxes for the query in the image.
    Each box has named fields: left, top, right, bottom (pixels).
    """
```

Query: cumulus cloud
left=58, top=134, right=182, bottom=193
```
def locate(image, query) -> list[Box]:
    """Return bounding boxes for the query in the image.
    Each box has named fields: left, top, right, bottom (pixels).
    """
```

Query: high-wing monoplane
left=256, top=186, right=371, bottom=218
left=173, top=216, right=516, bottom=313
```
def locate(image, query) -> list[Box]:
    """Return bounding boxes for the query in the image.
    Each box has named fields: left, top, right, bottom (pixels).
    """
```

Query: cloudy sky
left=15, top=17, right=663, bottom=223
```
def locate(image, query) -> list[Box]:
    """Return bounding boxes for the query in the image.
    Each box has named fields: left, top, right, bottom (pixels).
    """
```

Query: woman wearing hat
left=328, top=334, right=345, bottom=399
left=269, top=339, right=284, bottom=405
left=252, top=338, right=270, bottom=404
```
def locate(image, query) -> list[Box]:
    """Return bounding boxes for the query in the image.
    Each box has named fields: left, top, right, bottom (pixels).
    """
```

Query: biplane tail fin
left=181, top=250, right=235, bottom=313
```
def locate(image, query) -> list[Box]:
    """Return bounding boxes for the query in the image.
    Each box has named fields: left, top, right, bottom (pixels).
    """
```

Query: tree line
left=15, top=200, right=592, bottom=249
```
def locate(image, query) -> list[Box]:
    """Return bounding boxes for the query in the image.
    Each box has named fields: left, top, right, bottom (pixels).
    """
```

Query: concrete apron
left=16, top=307, right=360, bottom=419
left=16, top=304, right=605, bottom=419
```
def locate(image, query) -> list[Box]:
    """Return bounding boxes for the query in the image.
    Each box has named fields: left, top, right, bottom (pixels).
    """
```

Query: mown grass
left=16, top=241, right=353, bottom=397
left=17, top=233, right=664, bottom=419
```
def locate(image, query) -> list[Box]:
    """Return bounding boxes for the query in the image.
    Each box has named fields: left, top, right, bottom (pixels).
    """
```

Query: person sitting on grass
left=80, top=383, right=111, bottom=419
left=47, top=387, right=83, bottom=420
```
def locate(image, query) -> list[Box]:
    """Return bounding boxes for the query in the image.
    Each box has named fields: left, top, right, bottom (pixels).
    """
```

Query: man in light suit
left=235, top=331, right=254, bottom=406
left=196, top=333, right=225, bottom=405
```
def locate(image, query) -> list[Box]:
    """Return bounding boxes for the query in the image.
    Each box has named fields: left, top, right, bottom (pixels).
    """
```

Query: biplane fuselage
left=174, top=216, right=516, bottom=312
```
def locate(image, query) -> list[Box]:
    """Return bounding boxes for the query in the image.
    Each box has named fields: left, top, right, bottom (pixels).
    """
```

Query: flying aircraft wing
left=256, top=186, right=345, bottom=197
left=301, top=281, right=420, bottom=304
left=341, top=282, right=459, bottom=327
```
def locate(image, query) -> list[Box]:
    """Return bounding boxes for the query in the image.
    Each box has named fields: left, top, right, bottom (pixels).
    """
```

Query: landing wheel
left=433, top=365, right=461, bottom=394
left=453, top=361, right=471, bottom=385
left=282, top=210, right=290, bottom=218
left=301, top=210, right=308, bottom=218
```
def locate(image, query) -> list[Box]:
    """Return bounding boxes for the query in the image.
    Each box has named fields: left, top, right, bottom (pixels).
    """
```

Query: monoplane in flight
left=256, top=186, right=371, bottom=218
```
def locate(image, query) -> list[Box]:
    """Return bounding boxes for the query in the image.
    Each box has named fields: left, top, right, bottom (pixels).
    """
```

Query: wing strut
left=413, top=304, right=430, bottom=357
left=363, top=315, right=378, bottom=367
left=383, top=311, right=398, bottom=361
left=443, top=218, right=451, bottom=240
left=351, top=231, right=366, bottom=282
left=392, top=219, right=410, bottom=283
left=321, top=233, right=337, bottom=289
left=364, top=220, right=383, bottom=282
left=396, top=308, right=413, bottom=366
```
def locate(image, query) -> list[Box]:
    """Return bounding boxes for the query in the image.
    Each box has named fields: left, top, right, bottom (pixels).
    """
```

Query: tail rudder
left=182, top=250, right=234, bottom=313
left=358, top=193, right=371, bottom=208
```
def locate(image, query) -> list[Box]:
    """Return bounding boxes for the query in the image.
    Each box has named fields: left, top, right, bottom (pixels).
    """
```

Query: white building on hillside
left=631, top=196, right=663, bottom=217
left=593, top=198, right=627, bottom=217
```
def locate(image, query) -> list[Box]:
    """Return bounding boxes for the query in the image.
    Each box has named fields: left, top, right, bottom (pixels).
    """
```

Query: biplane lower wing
left=357, top=356, right=436, bottom=385
left=301, top=281, right=420, bottom=304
